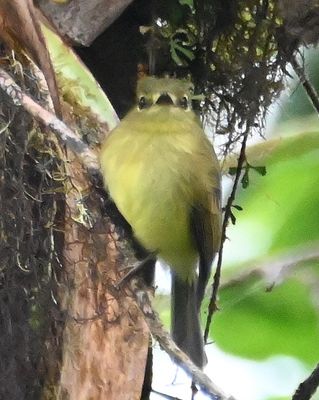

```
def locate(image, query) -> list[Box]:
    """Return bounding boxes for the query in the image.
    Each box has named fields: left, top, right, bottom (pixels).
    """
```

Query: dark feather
left=190, top=187, right=222, bottom=307
left=171, top=272, right=206, bottom=367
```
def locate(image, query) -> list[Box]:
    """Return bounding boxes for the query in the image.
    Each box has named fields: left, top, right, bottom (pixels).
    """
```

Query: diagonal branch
left=0, top=68, right=99, bottom=170
left=221, top=241, right=319, bottom=290
left=291, top=54, right=319, bottom=115
left=292, top=363, right=319, bottom=400
left=130, top=277, right=237, bottom=400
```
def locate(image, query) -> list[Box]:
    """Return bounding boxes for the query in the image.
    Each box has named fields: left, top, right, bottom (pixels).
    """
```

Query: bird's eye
left=179, top=96, right=188, bottom=109
left=138, top=96, right=148, bottom=109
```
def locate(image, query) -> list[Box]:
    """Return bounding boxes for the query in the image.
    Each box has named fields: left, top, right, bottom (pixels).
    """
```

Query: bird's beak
left=155, top=93, right=175, bottom=105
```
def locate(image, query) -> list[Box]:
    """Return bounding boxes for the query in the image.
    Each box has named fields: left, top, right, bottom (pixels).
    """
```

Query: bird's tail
left=171, top=272, right=206, bottom=368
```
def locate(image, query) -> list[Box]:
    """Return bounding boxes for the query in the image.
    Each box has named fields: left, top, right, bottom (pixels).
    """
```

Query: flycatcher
left=100, top=76, right=222, bottom=367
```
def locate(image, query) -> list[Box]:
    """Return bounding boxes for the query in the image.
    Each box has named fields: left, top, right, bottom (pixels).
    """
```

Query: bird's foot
left=115, top=252, right=156, bottom=289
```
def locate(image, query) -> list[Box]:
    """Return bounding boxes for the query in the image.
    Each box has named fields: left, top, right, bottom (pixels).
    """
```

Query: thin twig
left=221, top=241, right=319, bottom=290
left=291, top=55, right=319, bottom=115
left=204, top=126, right=250, bottom=342
left=130, top=277, right=237, bottom=400
left=0, top=68, right=99, bottom=170
left=292, top=363, right=319, bottom=400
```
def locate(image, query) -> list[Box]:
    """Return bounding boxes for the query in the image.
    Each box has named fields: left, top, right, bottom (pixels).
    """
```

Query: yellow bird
left=100, top=77, right=222, bottom=367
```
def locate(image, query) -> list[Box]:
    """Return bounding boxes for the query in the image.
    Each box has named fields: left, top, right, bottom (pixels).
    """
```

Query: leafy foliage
left=208, top=128, right=319, bottom=375
left=151, top=0, right=286, bottom=157
left=213, top=277, right=319, bottom=364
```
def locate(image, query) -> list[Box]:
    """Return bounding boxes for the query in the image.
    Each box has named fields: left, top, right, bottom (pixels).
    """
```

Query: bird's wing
left=190, top=186, right=222, bottom=308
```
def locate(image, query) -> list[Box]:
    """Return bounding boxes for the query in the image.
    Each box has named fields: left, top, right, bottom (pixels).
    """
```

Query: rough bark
left=0, top=35, right=150, bottom=399
left=37, top=0, right=134, bottom=45
left=58, top=155, right=149, bottom=400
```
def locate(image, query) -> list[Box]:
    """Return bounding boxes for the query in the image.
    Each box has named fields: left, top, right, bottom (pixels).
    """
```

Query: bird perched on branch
left=100, top=76, right=222, bottom=367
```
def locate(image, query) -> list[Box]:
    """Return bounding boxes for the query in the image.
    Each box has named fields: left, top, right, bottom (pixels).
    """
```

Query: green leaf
left=42, top=24, right=118, bottom=129
left=251, top=165, right=267, bottom=176
left=170, top=42, right=185, bottom=66
left=230, top=210, right=237, bottom=225
left=170, top=38, right=195, bottom=66
left=211, top=278, right=319, bottom=365
left=172, top=42, right=195, bottom=61
left=225, top=131, right=319, bottom=268
left=179, top=0, right=194, bottom=8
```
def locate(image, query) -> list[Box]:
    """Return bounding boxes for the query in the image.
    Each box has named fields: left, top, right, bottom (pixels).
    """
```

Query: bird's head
left=136, top=77, right=194, bottom=112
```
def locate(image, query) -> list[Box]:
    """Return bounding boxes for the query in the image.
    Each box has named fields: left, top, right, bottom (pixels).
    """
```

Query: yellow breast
left=100, top=106, right=218, bottom=281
